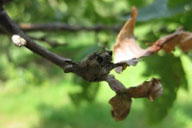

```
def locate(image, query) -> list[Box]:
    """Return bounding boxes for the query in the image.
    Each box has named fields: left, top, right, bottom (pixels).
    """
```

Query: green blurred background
left=0, top=0, right=192, bottom=128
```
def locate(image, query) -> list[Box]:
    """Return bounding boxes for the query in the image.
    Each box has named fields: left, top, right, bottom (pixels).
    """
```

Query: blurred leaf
left=143, top=54, right=188, bottom=123
left=70, top=76, right=100, bottom=105
left=127, top=0, right=153, bottom=8
left=168, top=0, right=192, bottom=8
left=125, top=0, right=189, bottom=22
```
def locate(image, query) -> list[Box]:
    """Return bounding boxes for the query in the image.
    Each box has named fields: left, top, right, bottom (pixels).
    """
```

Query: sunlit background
left=0, top=0, right=192, bottom=128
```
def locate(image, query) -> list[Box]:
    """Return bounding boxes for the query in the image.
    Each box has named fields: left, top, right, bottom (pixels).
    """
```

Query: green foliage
left=70, top=76, right=100, bottom=105
left=143, top=54, right=188, bottom=123
left=0, top=0, right=192, bottom=126
left=134, top=0, right=186, bottom=21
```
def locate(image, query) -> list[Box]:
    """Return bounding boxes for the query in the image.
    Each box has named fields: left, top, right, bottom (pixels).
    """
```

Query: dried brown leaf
left=163, top=31, right=192, bottom=52
left=126, top=78, right=163, bottom=101
left=113, top=7, right=145, bottom=72
left=109, top=93, right=132, bottom=121
left=113, top=6, right=192, bottom=73
left=108, top=78, right=162, bottom=121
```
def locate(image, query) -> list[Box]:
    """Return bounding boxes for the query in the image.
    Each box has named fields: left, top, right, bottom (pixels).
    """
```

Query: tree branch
left=0, top=23, right=120, bottom=34
left=19, top=23, right=120, bottom=32
left=0, top=7, right=117, bottom=82
left=0, top=9, right=75, bottom=69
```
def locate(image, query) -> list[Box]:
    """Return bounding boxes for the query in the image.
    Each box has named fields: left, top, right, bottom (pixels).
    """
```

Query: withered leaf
left=113, top=6, right=144, bottom=73
left=113, top=6, right=192, bottom=73
left=109, top=93, right=132, bottom=121
left=125, top=78, right=163, bottom=101
left=162, top=31, right=192, bottom=52
left=108, top=78, right=162, bottom=121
